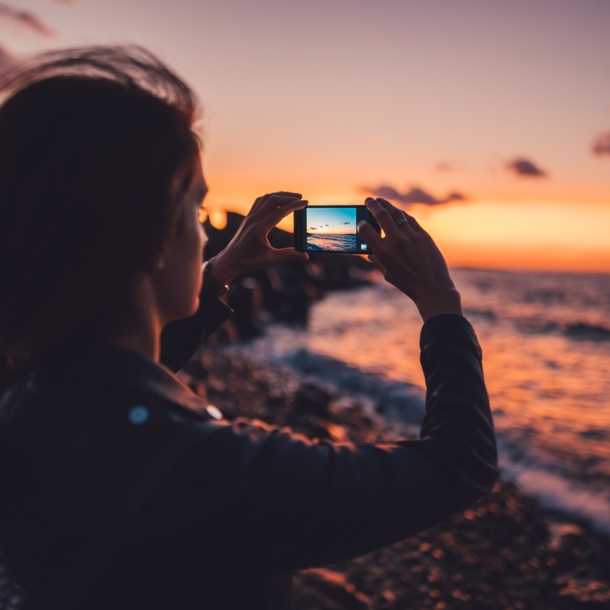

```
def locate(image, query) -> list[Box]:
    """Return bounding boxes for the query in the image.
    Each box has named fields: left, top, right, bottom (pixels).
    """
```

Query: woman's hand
left=205, top=191, right=309, bottom=285
left=357, top=197, right=462, bottom=322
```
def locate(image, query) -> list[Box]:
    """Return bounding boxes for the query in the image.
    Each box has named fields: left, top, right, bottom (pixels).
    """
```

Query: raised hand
left=357, top=197, right=462, bottom=322
left=205, top=192, right=308, bottom=284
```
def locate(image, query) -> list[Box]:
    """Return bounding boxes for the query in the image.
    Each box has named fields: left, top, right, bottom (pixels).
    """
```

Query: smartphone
left=294, top=205, right=381, bottom=253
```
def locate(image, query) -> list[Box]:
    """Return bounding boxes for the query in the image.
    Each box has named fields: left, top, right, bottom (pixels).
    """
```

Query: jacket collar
left=34, top=341, right=208, bottom=414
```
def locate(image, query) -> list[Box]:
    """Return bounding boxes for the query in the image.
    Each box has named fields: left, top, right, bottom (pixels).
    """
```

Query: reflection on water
left=245, top=269, right=610, bottom=530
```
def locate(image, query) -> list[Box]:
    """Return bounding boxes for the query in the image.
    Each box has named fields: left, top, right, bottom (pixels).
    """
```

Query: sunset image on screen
left=306, top=207, right=357, bottom=252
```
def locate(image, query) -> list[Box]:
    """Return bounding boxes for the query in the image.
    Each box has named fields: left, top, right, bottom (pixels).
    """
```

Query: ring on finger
left=396, top=215, right=409, bottom=227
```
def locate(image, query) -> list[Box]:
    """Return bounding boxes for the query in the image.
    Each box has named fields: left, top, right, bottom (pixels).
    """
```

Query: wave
left=243, top=339, right=610, bottom=534
left=464, top=307, right=610, bottom=342
left=281, top=349, right=426, bottom=425
left=499, top=450, right=610, bottom=534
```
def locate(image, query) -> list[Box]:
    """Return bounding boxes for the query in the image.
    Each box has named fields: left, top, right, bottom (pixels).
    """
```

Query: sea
left=233, top=268, right=610, bottom=534
left=307, top=233, right=357, bottom=252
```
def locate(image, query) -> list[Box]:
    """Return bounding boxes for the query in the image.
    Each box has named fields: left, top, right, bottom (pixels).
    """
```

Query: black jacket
left=0, top=289, right=497, bottom=610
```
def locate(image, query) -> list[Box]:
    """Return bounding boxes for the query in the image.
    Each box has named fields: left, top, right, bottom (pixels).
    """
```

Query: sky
left=307, top=207, right=357, bottom=235
left=1, top=0, right=609, bottom=271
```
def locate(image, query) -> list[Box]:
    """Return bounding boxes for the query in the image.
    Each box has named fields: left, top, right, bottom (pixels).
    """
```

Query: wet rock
left=293, top=383, right=331, bottom=418
left=292, top=568, right=371, bottom=610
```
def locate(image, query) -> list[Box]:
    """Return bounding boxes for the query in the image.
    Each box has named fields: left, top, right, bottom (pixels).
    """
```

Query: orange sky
left=2, top=0, right=609, bottom=272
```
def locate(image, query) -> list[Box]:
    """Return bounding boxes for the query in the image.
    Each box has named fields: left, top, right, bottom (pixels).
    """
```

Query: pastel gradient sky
left=307, top=207, right=356, bottom=235
left=2, top=0, right=610, bottom=270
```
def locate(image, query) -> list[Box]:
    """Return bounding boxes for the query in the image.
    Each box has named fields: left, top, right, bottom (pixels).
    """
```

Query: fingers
left=357, top=219, right=383, bottom=251
left=263, top=198, right=308, bottom=230
left=374, top=197, right=404, bottom=222
left=364, top=197, right=401, bottom=238
left=250, top=191, right=302, bottom=215
left=374, top=198, right=417, bottom=234
left=366, top=196, right=425, bottom=237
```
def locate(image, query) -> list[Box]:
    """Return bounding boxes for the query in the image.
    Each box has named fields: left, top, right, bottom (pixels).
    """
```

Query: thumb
left=357, top=220, right=382, bottom=252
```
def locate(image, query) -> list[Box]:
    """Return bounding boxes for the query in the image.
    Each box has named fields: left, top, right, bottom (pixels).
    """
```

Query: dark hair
left=0, top=46, right=201, bottom=385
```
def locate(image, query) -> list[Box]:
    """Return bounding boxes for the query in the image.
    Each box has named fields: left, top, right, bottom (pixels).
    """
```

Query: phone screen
left=294, top=205, right=380, bottom=253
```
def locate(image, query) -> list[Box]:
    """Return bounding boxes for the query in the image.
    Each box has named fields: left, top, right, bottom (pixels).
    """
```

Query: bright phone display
left=294, top=205, right=381, bottom=253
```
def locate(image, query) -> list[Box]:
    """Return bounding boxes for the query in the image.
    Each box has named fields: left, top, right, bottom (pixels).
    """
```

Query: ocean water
left=237, top=269, right=610, bottom=533
left=307, top=233, right=357, bottom=252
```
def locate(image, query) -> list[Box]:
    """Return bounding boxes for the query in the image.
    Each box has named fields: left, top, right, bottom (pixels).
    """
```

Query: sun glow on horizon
left=207, top=193, right=610, bottom=273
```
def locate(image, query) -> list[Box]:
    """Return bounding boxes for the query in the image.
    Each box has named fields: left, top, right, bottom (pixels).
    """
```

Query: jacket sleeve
left=176, top=313, right=498, bottom=571
left=159, top=288, right=232, bottom=372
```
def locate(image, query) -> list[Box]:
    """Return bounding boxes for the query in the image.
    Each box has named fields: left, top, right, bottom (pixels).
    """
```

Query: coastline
left=181, top=346, right=610, bottom=609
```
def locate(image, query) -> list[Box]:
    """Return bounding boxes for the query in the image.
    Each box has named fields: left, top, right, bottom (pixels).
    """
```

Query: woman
left=0, top=47, right=497, bottom=610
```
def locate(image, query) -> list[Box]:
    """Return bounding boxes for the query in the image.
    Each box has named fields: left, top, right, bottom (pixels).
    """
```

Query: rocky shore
left=179, top=347, right=610, bottom=610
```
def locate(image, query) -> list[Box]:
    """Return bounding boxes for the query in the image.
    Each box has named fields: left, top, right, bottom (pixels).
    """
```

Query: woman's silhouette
left=0, top=47, right=496, bottom=610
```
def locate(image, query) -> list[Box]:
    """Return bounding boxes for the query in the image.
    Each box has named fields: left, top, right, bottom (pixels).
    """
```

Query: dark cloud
left=591, top=132, right=610, bottom=157
left=362, top=185, right=468, bottom=207
left=0, top=3, right=54, bottom=36
left=506, top=158, right=548, bottom=177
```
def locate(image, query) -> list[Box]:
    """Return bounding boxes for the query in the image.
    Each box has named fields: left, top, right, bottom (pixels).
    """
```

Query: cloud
left=505, top=157, right=548, bottom=178
left=435, top=161, right=462, bottom=172
left=591, top=132, right=610, bottom=157
left=362, top=185, right=468, bottom=207
left=0, top=3, right=54, bottom=36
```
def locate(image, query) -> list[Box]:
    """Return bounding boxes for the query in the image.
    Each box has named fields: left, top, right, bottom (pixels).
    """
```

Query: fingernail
left=357, top=220, right=367, bottom=231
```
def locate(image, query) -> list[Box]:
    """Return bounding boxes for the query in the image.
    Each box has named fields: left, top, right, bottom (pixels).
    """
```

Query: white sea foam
left=499, top=454, right=610, bottom=534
